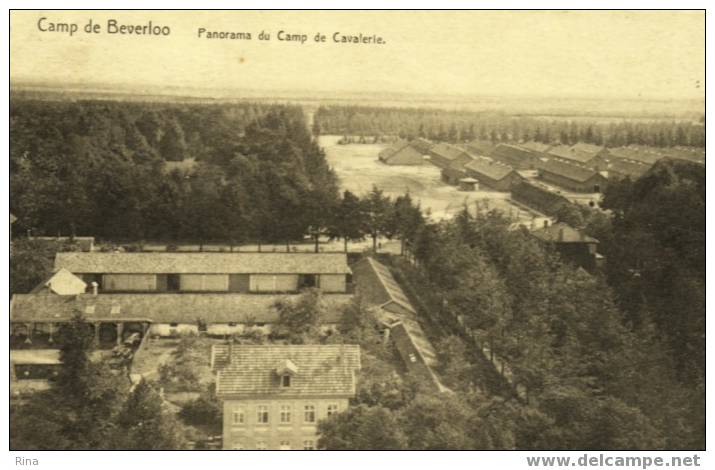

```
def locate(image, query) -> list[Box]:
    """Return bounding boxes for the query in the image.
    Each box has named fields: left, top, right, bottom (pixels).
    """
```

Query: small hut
left=458, top=177, right=479, bottom=192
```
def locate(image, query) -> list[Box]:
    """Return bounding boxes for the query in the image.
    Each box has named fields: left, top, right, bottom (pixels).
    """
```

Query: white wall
left=319, top=274, right=346, bottom=293
left=250, top=274, right=299, bottom=292
left=180, top=274, right=229, bottom=291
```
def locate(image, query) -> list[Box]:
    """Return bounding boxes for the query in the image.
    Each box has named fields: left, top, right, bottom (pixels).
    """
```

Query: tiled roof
left=465, top=158, right=515, bottom=181
left=10, top=293, right=353, bottom=324
left=353, top=257, right=416, bottom=314
left=547, top=144, right=604, bottom=164
left=540, top=158, right=603, bottom=182
left=531, top=222, right=598, bottom=244
left=54, top=252, right=351, bottom=274
left=213, top=344, right=360, bottom=398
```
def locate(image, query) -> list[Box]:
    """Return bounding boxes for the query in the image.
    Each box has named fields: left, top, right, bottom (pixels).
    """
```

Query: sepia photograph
left=5, top=6, right=707, bottom=460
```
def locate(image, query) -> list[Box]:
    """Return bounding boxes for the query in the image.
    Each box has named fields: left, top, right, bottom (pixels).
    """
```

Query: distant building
left=607, top=158, right=650, bottom=180
left=464, top=158, right=523, bottom=192
left=212, top=344, right=361, bottom=450
left=463, top=140, right=496, bottom=157
left=409, top=137, right=434, bottom=155
left=458, top=177, right=479, bottom=191
left=441, top=156, right=472, bottom=185
left=427, top=143, right=473, bottom=170
left=489, top=143, right=546, bottom=170
left=511, top=180, right=571, bottom=216
left=539, top=159, right=608, bottom=193
left=546, top=143, right=610, bottom=170
left=608, top=146, right=664, bottom=166
left=531, top=222, right=601, bottom=271
left=54, top=252, right=352, bottom=294
left=378, top=140, right=426, bottom=166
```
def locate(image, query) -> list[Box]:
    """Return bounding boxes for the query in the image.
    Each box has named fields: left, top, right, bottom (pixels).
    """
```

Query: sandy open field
left=320, top=135, right=536, bottom=223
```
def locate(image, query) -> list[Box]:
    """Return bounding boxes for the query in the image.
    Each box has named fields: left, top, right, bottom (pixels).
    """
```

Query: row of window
left=233, top=404, right=339, bottom=425
left=231, top=440, right=315, bottom=450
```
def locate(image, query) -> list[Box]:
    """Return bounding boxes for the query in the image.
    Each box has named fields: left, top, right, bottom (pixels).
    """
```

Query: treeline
left=10, top=99, right=339, bottom=242
left=317, top=159, right=704, bottom=449
left=313, top=105, right=705, bottom=148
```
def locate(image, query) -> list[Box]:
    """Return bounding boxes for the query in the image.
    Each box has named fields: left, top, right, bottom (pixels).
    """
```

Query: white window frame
left=303, top=440, right=315, bottom=450
left=280, top=404, right=291, bottom=424
left=327, top=404, right=339, bottom=417
left=256, top=441, right=267, bottom=450
left=257, top=405, right=269, bottom=424
left=232, top=409, right=245, bottom=425
left=279, top=440, right=291, bottom=450
left=304, top=404, right=316, bottom=423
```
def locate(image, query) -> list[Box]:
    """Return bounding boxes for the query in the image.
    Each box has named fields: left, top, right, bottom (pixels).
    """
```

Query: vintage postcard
left=8, top=8, right=705, bottom=459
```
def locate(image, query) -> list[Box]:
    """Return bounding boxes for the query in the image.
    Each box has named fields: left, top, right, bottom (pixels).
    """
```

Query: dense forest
left=313, top=106, right=705, bottom=148
left=10, top=99, right=339, bottom=242
left=315, top=159, right=704, bottom=449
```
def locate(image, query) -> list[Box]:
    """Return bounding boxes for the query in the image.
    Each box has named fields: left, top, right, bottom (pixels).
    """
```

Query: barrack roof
left=54, top=252, right=351, bottom=274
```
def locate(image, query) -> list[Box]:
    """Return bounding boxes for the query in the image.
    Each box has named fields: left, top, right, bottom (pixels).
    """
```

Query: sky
left=10, top=10, right=705, bottom=100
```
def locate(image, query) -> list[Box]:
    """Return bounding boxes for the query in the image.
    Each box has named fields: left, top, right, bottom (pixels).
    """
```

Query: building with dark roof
left=464, top=158, right=523, bottom=192
left=511, top=181, right=571, bottom=217
left=427, top=143, right=473, bottom=170
left=489, top=143, right=545, bottom=170
left=212, top=344, right=360, bottom=450
left=464, top=140, right=496, bottom=157
left=539, top=158, right=608, bottom=193
left=10, top=292, right=354, bottom=341
left=410, top=137, right=434, bottom=154
left=531, top=222, right=600, bottom=271
left=378, top=140, right=426, bottom=165
left=547, top=144, right=610, bottom=170
left=54, top=252, right=351, bottom=294
left=607, top=158, right=651, bottom=180
left=351, top=257, right=447, bottom=392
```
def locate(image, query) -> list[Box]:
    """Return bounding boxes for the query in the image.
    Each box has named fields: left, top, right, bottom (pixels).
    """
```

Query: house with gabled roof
left=378, top=140, right=426, bottom=165
left=539, top=158, right=608, bottom=193
left=212, top=344, right=361, bottom=450
left=464, top=158, right=523, bottom=192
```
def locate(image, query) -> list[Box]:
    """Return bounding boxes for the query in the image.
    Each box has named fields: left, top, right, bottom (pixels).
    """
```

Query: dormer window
left=275, top=359, right=298, bottom=388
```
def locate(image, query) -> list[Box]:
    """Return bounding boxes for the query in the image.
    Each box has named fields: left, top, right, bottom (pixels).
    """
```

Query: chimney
left=91, top=281, right=98, bottom=296
left=558, top=228, right=564, bottom=242
left=543, top=220, right=549, bottom=228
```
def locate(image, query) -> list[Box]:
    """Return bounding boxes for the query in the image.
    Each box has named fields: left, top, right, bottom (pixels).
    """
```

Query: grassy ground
left=320, top=135, right=535, bottom=223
